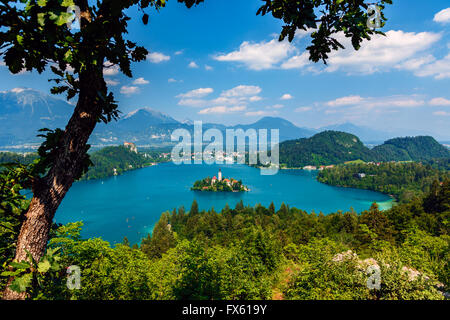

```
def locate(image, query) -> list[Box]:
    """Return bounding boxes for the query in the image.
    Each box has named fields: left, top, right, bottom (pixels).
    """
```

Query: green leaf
left=0, top=271, right=20, bottom=277
left=61, top=0, right=75, bottom=7
left=55, top=12, right=74, bottom=26
left=37, top=259, right=51, bottom=273
left=64, top=50, right=73, bottom=63
left=37, top=13, right=46, bottom=27
left=10, top=273, right=33, bottom=293
left=10, top=261, right=30, bottom=270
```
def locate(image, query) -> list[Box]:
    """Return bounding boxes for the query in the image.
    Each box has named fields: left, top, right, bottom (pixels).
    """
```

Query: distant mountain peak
left=181, top=118, right=194, bottom=125
left=0, top=88, right=73, bottom=145
left=124, top=107, right=159, bottom=118
left=123, top=107, right=178, bottom=123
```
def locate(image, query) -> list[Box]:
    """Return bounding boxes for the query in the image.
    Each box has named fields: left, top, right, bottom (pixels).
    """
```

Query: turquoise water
left=55, top=163, right=392, bottom=245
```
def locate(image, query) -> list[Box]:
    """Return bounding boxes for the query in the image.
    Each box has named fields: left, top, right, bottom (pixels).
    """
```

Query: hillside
left=0, top=152, right=38, bottom=165
left=279, top=132, right=450, bottom=168
left=82, top=146, right=163, bottom=180
left=317, top=162, right=449, bottom=202
left=320, top=122, right=393, bottom=142
left=279, top=131, right=373, bottom=168
left=0, top=146, right=167, bottom=180
left=371, top=136, right=450, bottom=161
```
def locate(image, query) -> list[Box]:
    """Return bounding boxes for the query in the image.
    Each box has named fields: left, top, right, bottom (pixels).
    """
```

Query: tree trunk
left=2, top=68, right=106, bottom=300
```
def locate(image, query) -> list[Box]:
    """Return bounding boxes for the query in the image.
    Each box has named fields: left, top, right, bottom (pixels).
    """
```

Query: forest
left=81, top=146, right=166, bottom=180
left=0, top=152, right=38, bottom=165
left=317, top=162, right=450, bottom=203
left=1, top=160, right=448, bottom=299
left=279, top=132, right=450, bottom=168
left=0, top=146, right=169, bottom=181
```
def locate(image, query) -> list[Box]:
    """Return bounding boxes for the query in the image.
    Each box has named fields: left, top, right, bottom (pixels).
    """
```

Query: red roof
left=212, top=176, right=217, bottom=180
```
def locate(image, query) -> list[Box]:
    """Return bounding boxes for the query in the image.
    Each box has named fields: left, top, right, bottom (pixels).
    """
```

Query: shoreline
left=82, top=161, right=169, bottom=181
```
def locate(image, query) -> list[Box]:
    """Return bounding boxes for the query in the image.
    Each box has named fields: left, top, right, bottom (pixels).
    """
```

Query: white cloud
left=205, top=65, right=213, bottom=71
left=103, top=64, right=119, bottom=76
left=281, top=52, right=310, bottom=69
left=414, top=54, right=450, bottom=79
left=177, top=88, right=214, bottom=99
left=429, top=97, right=450, bottom=106
left=433, top=111, right=450, bottom=116
left=147, top=52, right=170, bottom=63
left=245, top=110, right=279, bottom=117
left=268, top=104, right=284, bottom=109
left=120, top=86, right=140, bottom=95
left=178, top=99, right=208, bottom=108
left=214, top=39, right=296, bottom=70
left=249, top=96, right=263, bottom=102
left=132, top=77, right=149, bottom=85
left=212, top=30, right=442, bottom=78
left=188, top=61, right=199, bottom=68
left=199, top=105, right=246, bottom=115
left=434, top=8, right=450, bottom=24
left=177, top=85, right=263, bottom=114
left=11, top=88, right=26, bottom=93
left=168, top=78, right=182, bottom=83
left=221, top=85, right=262, bottom=97
left=396, top=55, right=436, bottom=71
left=327, top=95, right=364, bottom=107
left=323, top=30, right=441, bottom=74
left=280, top=94, right=293, bottom=100
left=325, top=95, right=426, bottom=109
left=175, top=50, right=184, bottom=55
left=105, top=79, right=119, bottom=86
left=295, top=106, right=312, bottom=112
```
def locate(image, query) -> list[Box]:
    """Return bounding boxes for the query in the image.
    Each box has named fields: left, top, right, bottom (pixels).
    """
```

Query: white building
left=124, top=142, right=138, bottom=153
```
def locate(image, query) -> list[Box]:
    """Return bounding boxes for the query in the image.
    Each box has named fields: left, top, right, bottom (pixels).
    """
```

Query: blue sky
left=1, top=0, right=450, bottom=138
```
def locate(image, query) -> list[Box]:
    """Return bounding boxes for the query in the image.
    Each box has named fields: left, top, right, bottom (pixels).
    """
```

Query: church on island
left=191, top=169, right=248, bottom=192
left=211, top=169, right=223, bottom=184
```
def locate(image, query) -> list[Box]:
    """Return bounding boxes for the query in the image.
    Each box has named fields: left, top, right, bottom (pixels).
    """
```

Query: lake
left=55, top=162, right=393, bottom=245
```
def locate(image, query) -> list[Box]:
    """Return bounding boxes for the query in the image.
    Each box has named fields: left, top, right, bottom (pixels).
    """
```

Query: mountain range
left=0, top=88, right=72, bottom=146
left=0, top=88, right=447, bottom=147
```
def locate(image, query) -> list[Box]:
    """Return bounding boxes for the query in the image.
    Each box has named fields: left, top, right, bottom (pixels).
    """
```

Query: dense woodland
left=371, top=137, right=450, bottom=162
left=279, top=131, right=373, bottom=168
left=1, top=139, right=449, bottom=300
left=0, top=178, right=448, bottom=299
left=0, top=152, right=38, bottom=165
left=279, top=132, right=450, bottom=168
left=318, top=162, right=450, bottom=203
left=81, top=146, right=166, bottom=180
left=0, top=146, right=169, bottom=181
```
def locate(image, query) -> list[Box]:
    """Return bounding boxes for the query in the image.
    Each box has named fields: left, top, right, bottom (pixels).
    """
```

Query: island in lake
left=191, top=169, right=249, bottom=192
